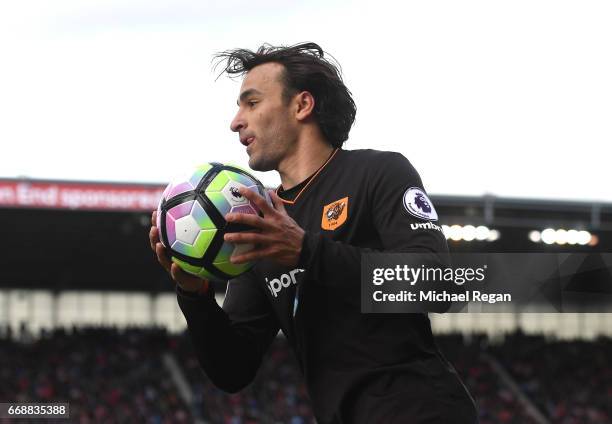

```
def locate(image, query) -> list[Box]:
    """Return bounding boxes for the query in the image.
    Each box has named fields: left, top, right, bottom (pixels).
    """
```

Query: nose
left=230, top=110, right=245, bottom=133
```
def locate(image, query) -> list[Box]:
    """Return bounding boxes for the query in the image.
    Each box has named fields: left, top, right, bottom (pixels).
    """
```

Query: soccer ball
left=157, top=163, right=268, bottom=282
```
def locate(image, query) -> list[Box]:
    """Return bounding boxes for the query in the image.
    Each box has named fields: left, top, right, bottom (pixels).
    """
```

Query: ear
left=294, top=91, right=315, bottom=121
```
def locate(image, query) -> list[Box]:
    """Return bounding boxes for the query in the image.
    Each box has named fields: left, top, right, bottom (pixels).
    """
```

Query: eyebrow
left=237, top=88, right=263, bottom=106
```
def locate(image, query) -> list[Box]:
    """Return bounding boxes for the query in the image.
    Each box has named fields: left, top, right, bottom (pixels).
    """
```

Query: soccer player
left=149, top=42, right=478, bottom=423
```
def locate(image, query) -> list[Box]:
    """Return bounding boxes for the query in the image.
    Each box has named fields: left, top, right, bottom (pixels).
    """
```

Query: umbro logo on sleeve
left=410, top=221, right=443, bottom=232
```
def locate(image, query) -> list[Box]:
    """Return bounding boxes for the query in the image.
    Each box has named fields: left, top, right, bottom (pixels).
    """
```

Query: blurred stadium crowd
left=0, top=326, right=610, bottom=424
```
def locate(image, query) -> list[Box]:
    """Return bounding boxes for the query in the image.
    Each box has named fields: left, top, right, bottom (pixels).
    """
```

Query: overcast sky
left=0, top=0, right=610, bottom=202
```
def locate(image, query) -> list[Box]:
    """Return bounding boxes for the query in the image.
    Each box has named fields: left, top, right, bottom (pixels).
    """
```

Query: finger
left=225, top=212, right=272, bottom=230
left=224, top=232, right=271, bottom=244
left=155, top=242, right=172, bottom=273
left=170, top=263, right=205, bottom=290
left=149, top=227, right=160, bottom=251
left=151, top=210, right=157, bottom=226
left=269, top=189, right=287, bottom=213
left=231, top=247, right=274, bottom=264
left=238, top=187, right=275, bottom=216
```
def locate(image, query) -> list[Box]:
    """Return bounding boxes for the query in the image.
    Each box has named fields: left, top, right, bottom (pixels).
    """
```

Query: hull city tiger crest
left=321, top=197, right=348, bottom=230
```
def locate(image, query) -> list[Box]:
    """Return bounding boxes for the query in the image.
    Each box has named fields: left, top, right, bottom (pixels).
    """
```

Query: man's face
left=230, top=62, right=297, bottom=172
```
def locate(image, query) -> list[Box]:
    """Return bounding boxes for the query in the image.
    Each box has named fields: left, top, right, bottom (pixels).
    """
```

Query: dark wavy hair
left=213, top=42, right=356, bottom=148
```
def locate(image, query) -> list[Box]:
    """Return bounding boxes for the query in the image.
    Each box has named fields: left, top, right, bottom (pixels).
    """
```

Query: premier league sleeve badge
left=402, top=187, right=438, bottom=221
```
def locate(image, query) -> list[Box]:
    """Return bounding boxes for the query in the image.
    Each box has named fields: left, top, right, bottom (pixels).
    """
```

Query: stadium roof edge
left=1, top=177, right=610, bottom=209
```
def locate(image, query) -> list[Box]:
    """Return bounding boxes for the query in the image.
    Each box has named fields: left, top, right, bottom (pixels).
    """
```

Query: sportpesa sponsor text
left=265, top=269, right=305, bottom=297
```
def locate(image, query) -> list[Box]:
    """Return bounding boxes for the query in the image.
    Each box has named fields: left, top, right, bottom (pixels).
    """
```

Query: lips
left=240, top=136, right=255, bottom=146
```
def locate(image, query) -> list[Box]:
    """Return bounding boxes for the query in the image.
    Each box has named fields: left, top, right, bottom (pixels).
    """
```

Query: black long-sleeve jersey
left=177, top=148, right=478, bottom=424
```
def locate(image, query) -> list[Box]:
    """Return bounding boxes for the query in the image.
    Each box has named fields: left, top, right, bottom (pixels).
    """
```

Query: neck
left=277, top=132, right=335, bottom=190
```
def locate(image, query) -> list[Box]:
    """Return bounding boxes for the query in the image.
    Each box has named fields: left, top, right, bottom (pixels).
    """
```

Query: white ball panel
left=174, top=215, right=200, bottom=245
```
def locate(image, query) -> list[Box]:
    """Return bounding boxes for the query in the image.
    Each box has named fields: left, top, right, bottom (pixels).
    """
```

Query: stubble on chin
left=248, top=153, right=278, bottom=172
left=248, top=154, right=268, bottom=172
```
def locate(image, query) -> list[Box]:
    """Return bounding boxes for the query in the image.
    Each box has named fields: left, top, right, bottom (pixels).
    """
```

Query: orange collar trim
left=276, top=148, right=340, bottom=205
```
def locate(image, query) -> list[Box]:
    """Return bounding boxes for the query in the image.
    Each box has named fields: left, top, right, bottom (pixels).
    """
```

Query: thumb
left=269, top=189, right=287, bottom=214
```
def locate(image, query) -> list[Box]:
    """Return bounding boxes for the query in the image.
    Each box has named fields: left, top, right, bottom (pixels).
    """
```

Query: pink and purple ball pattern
left=163, top=164, right=213, bottom=202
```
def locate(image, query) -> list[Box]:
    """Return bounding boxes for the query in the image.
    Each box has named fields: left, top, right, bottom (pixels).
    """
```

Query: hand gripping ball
left=157, top=163, right=269, bottom=282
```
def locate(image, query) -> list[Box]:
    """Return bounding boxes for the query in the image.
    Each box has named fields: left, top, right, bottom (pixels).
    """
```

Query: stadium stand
left=0, top=327, right=193, bottom=424
left=491, top=332, right=612, bottom=424
left=2, top=327, right=611, bottom=423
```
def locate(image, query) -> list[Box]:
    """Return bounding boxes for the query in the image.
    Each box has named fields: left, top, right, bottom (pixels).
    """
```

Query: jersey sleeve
left=177, top=268, right=280, bottom=393
left=369, top=151, right=448, bottom=254
left=298, top=151, right=450, bottom=311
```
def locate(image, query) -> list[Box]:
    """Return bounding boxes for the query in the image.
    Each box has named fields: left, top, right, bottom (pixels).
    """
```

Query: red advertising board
left=0, top=179, right=165, bottom=212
